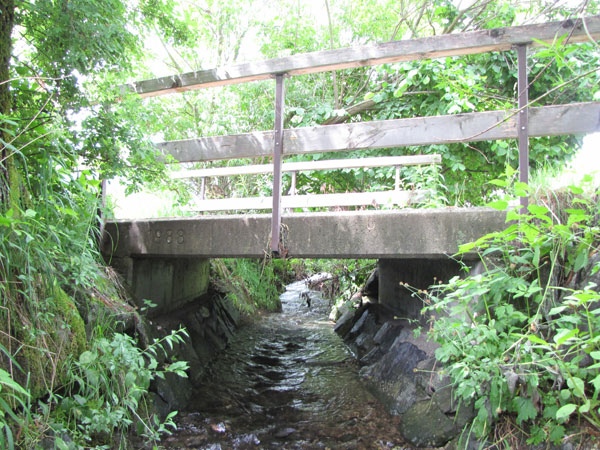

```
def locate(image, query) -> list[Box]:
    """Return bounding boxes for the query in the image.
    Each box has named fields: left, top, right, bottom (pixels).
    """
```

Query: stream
left=161, top=277, right=407, bottom=449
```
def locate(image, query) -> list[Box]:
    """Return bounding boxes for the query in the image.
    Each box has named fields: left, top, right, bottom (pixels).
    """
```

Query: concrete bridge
left=102, top=208, right=505, bottom=259
left=101, top=208, right=506, bottom=317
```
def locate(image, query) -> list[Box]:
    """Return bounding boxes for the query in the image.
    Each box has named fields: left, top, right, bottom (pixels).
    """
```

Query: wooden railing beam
left=158, top=102, right=600, bottom=163
left=170, top=154, right=441, bottom=179
left=124, top=16, right=600, bottom=98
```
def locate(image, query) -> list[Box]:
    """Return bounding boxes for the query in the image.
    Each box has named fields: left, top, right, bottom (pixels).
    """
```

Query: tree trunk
left=0, top=1, right=15, bottom=208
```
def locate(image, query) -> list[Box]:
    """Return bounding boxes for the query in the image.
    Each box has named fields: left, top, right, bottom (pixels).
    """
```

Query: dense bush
left=423, top=174, right=600, bottom=445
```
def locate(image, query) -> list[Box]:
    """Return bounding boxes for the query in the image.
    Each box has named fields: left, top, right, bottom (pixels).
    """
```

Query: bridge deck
left=101, top=208, right=506, bottom=259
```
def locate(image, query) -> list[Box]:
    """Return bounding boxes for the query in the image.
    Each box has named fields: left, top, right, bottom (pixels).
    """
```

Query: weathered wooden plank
left=127, top=16, right=600, bottom=98
left=170, top=154, right=441, bottom=179
left=158, top=102, right=600, bottom=163
left=187, top=190, right=427, bottom=212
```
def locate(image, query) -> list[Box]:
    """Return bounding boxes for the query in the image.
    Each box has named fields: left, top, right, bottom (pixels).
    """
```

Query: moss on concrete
left=7, top=283, right=87, bottom=399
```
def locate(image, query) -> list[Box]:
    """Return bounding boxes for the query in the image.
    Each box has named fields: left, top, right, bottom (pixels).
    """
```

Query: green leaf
left=525, top=334, right=549, bottom=346
left=590, top=351, right=600, bottom=360
left=79, top=351, right=96, bottom=365
left=549, top=424, right=565, bottom=444
left=512, top=396, right=537, bottom=424
left=458, top=241, right=477, bottom=254
left=488, top=179, right=507, bottom=187
left=556, top=403, right=577, bottom=421
left=566, top=376, right=585, bottom=399
left=573, top=251, right=588, bottom=272
left=527, top=204, right=549, bottom=216
left=548, top=306, right=567, bottom=316
left=553, top=328, right=578, bottom=346
left=514, top=182, right=530, bottom=196
left=568, top=185, right=584, bottom=194
left=487, top=200, right=508, bottom=211
left=591, top=374, right=600, bottom=391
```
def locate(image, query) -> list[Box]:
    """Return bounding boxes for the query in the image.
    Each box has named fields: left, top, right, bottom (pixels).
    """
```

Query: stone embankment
left=334, top=291, right=473, bottom=448
left=135, top=289, right=240, bottom=418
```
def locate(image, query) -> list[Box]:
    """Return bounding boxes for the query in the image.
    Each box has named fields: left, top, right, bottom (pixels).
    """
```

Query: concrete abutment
left=377, top=257, right=476, bottom=322
left=107, top=256, right=210, bottom=317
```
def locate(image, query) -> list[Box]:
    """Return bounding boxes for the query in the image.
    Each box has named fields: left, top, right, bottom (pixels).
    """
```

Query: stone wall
left=335, top=300, right=473, bottom=448
left=105, top=255, right=240, bottom=416
left=334, top=257, right=480, bottom=448
left=136, top=289, right=241, bottom=418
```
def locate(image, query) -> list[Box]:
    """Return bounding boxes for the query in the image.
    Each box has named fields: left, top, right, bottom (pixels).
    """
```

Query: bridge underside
left=101, top=208, right=506, bottom=260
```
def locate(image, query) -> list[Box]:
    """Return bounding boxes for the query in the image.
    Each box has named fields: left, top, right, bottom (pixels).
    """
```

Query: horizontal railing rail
left=158, top=103, right=600, bottom=163
left=175, top=154, right=441, bottom=212
left=124, top=16, right=600, bottom=98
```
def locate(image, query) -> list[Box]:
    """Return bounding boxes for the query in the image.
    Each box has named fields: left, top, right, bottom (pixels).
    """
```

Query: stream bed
left=161, top=278, right=408, bottom=449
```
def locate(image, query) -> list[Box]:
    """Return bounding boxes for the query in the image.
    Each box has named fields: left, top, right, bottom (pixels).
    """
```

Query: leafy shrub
left=0, top=367, right=29, bottom=450
left=56, top=329, right=189, bottom=448
left=423, top=175, right=600, bottom=445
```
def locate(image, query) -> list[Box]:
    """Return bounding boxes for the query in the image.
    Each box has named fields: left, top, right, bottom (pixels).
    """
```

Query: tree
left=0, top=1, right=193, bottom=446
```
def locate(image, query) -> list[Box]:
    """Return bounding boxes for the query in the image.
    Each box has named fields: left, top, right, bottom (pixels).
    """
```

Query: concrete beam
left=101, top=208, right=507, bottom=259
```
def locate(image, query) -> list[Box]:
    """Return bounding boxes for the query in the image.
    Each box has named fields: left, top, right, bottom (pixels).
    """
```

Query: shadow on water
left=161, top=278, right=407, bottom=449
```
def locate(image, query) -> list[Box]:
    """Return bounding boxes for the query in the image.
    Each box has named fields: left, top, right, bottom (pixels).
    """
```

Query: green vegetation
left=129, top=0, right=598, bottom=209
left=0, top=0, right=192, bottom=447
left=211, top=259, right=287, bottom=314
left=56, top=330, right=188, bottom=449
left=422, top=173, right=600, bottom=446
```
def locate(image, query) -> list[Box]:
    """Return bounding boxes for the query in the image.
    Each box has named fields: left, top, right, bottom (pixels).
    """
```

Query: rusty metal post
left=517, top=44, right=529, bottom=212
left=271, top=74, right=285, bottom=254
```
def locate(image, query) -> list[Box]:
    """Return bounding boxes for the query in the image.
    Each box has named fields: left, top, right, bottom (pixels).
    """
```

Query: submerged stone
left=400, top=399, right=457, bottom=447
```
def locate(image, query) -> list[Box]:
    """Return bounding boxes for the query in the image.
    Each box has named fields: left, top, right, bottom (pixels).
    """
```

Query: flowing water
left=162, top=278, right=407, bottom=449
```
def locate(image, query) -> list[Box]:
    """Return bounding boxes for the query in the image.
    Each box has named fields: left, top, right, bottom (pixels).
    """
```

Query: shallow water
left=161, top=278, right=407, bottom=449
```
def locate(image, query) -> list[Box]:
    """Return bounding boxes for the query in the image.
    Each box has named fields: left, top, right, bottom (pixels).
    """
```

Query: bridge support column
left=377, top=258, right=474, bottom=323
left=108, top=256, right=210, bottom=317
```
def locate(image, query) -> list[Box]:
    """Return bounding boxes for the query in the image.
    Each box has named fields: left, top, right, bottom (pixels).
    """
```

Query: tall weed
left=54, top=329, right=189, bottom=448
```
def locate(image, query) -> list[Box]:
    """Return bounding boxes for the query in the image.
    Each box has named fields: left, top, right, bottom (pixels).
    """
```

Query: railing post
left=271, top=74, right=286, bottom=254
left=200, top=177, right=206, bottom=200
left=290, top=171, right=297, bottom=195
left=517, top=44, right=529, bottom=212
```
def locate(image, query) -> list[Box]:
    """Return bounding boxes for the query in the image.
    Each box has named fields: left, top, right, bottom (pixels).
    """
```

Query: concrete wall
left=107, top=256, right=210, bottom=317
left=377, top=258, right=473, bottom=322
